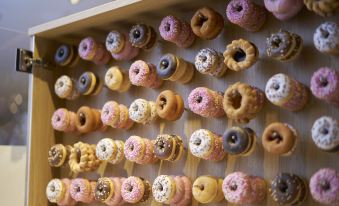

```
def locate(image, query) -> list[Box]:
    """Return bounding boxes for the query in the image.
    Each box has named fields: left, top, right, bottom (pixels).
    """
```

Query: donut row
left=46, top=168, right=339, bottom=206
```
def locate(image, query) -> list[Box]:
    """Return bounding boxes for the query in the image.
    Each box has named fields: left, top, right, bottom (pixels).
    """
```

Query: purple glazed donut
left=78, top=37, right=97, bottom=60
left=121, top=176, right=145, bottom=203
left=226, top=0, right=267, bottom=32
left=311, top=67, right=339, bottom=106
left=188, top=87, right=224, bottom=118
left=310, top=168, right=339, bottom=205
left=159, top=15, right=181, bottom=42
left=124, top=136, right=145, bottom=162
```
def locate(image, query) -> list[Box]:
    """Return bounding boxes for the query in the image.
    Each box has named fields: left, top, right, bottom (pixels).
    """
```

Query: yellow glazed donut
left=223, top=39, right=259, bottom=71
left=192, top=176, right=220, bottom=203
left=105, top=66, right=123, bottom=91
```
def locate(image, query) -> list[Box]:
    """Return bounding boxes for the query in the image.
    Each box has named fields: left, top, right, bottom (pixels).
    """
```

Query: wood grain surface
left=29, top=0, right=339, bottom=205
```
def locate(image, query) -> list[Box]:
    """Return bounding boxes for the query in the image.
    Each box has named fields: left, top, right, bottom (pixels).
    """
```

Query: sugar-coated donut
left=106, top=31, right=125, bottom=54
left=195, top=48, right=227, bottom=77
left=94, top=177, right=114, bottom=202
left=70, top=178, right=93, bottom=203
left=128, top=98, right=151, bottom=124
left=262, top=122, right=298, bottom=156
left=313, top=22, right=339, bottom=55
left=95, top=138, right=117, bottom=161
left=191, top=7, right=224, bottom=40
left=223, top=127, right=256, bottom=156
left=226, top=0, right=267, bottom=32
left=101, top=101, right=120, bottom=127
left=51, top=108, right=70, bottom=132
left=310, top=168, right=339, bottom=205
left=78, top=37, right=97, bottom=61
left=55, top=75, right=74, bottom=99
left=304, top=0, right=339, bottom=17
left=311, top=67, right=339, bottom=106
left=264, top=0, right=304, bottom=20
left=152, top=175, right=176, bottom=203
left=311, top=116, right=339, bottom=152
left=224, top=39, right=259, bottom=71
left=124, top=136, right=145, bottom=162
left=46, top=179, right=65, bottom=203
left=121, top=176, right=145, bottom=203
left=48, top=144, right=69, bottom=167
left=270, top=173, right=307, bottom=205
left=189, top=129, right=215, bottom=159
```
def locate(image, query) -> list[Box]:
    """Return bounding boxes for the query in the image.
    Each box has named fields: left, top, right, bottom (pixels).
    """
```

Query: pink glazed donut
left=159, top=15, right=181, bottom=42
left=264, top=0, right=303, bottom=20
left=101, top=101, right=120, bottom=126
left=121, top=176, right=145, bottom=203
left=223, top=172, right=252, bottom=204
left=78, top=37, right=97, bottom=60
left=188, top=87, right=224, bottom=118
left=70, top=178, right=93, bottom=203
left=58, top=178, right=76, bottom=206
left=129, top=60, right=150, bottom=87
left=51, top=108, right=70, bottom=132
left=124, top=136, right=145, bottom=162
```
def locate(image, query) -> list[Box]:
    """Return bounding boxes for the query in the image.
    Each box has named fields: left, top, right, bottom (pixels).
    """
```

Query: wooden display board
left=28, top=0, right=339, bottom=205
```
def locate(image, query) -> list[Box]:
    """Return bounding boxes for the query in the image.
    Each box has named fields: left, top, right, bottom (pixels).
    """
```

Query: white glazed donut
left=46, top=179, right=65, bottom=203
left=105, top=66, right=124, bottom=91
left=313, top=22, right=339, bottom=55
left=311, top=116, right=339, bottom=152
left=265, top=73, right=292, bottom=106
left=55, top=75, right=73, bottom=99
left=110, top=140, right=125, bottom=164
left=152, top=175, right=175, bottom=203
left=195, top=48, right=219, bottom=74
left=105, top=31, right=125, bottom=54
left=95, top=138, right=117, bottom=161
left=189, top=129, right=215, bottom=158
left=128, top=99, right=151, bottom=124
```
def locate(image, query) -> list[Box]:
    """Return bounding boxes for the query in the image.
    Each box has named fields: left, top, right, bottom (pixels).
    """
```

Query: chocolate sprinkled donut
left=94, top=177, right=114, bottom=202
left=154, top=134, right=174, bottom=160
left=48, top=144, right=69, bottom=167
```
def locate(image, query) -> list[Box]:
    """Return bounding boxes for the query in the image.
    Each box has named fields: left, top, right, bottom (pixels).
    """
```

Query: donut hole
left=158, top=140, right=165, bottom=150
left=127, top=185, right=133, bottom=192
left=157, top=184, right=164, bottom=191
left=320, top=28, right=330, bottom=39
left=198, top=184, right=205, bottom=191
left=50, top=185, right=56, bottom=192
left=76, top=149, right=81, bottom=163
left=320, top=128, right=329, bottom=135
left=278, top=182, right=288, bottom=193
left=235, top=4, right=243, bottom=12
left=159, top=97, right=167, bottom=109
left=101, top=145, right=106, bottom=152
left=320, top=181, right=331, bottom=191
left=134, top=68, right=140, bottom=75
left=107, top=38, right=114, bottom=45
left=164, top=23, right=171, bottom=32
left=272, top=37, right=282, bottom=48
left=56, top=116, right=61, bottom=122
left=58, top=49, right=65, bottom=57
left=82, top=44, right=88, bottom=51
left=230, top=183, right=238, bottom=191
left=58, top=81, right=64, bottom=88
left=76, top=186, right=81, bottom=193
left=201, top=55, right=207, bottom=62
left=194, top=138, right=202, bottom=146
left=319, top=76, right=328, bottom=87
left=272, top=83, right=280, bottom=91
left=160, top=60, right=169, bottom=70
left=133, top=30, right=141, bottom=39
left=79, top=113, right=86, bottom=126
left=228, top=134, right=238, bottom=145
left=104, top=109, right=109, bottom=115
left=233, top=49, right=246, bottom=62
left=197, top=13, right=208, bottom=27
left=129, top=144, right=135, bottom=151
left=229, top=90, right=242, bottom=109
left=268, top=132, right=283, bottom=143
left=196, top=96, right=203, bottom=104
left=80, top=77, right=87, bottom=85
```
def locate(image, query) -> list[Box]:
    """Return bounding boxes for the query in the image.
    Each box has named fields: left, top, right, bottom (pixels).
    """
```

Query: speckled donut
left=154, top=134, right=175, bottom=160
left=222, top=127, right=256, bottom=156
left=191, top=7, right=224, bottom=40
left=311, top=116, right=339, bottom=152
left=129, top=24, right=156, bottom=49
left=159, top=15, right=181, bottom=41
left=152, top=175, right=176, bottom=203
left=189, top=129, right=215, bottom=158
left=70, top=178, right=93, bottom=203
left=270, top=173, right=307, bottom=205
left=311, top=67, right=339, bottom=106
left=95, top=138, right=117, bottom=161
left=94, top=177, right=114, bottom=202
left=310, top=168, right=339, bottom=205
left=48, top=144, right=69, bottom=167
left=46, top=179, right=65, bottom=203
left=54, top=75, right=73, bottom=99
left=226, top=0, right=267, bottom=32
left=195, top=48, right=219, bottom=74
left=262, top=122, right=298, bottom=156
left=124, top=136, right=145, bottom=162
left=129, top=60, right=151, bottom=87
left=128, top=98, right=151, bottom=124
left=51, top=108, right=70, bottom=132
left=101, top=101, right=120, bottom=126
left=304, top=0, right=339, bottom=17
left=121, top=176, right=145, bottom=203
left=110, top=140, right=125, bottom=164
left=223, top=39, right=259, bottom=71
left=106, top=31, right=125, bottom=54
left=264, top=0, right=304, bottom=20
left=313, top=22, right=339, bottom=55
left=222, top=172, right=252, bottom=204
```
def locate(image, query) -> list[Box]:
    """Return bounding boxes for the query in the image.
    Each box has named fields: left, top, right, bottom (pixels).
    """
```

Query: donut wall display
left=28, top=0, right=339, bottom=205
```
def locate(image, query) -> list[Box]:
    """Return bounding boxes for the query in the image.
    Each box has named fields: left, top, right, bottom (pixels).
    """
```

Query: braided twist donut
left=223, top=39, right=258, bottom=71
left=69, top=142, right=100, bottom=173
left=223, top=82, right=264, bottom=123
left=304, top=0, right=339, bottom=17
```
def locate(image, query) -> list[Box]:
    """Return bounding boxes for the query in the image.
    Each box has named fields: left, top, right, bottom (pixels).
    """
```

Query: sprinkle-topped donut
left=195, top=48, right=219, bottom=74
left=94, top=177, right=114, bottom=202
left=121, top=176, right=145, bottom=203
left=95, top=138, right=117, bottom=161
left=189, top=129, right=215, bottom=158
left=222, top=172, right=252, bottom=204
left=51, top=108, right=70, bottom=132
left=124, top=136, right=145, bottom=162
left=152, top=175, right=176, bottom=203
left=78, top=37, right=97, bottom=60
left=54, top=75, right=73, bottom=99
left=154, top=134, right=175, bottom=160
left=101, top=101, right=120, bottom=126
left=313, top=22, right=339, bottom=55
left=46, top=179, right=65, bottom=203
left=70, top=178, right=92, bottom=203
left=128, top=98, right=151, bottom=124
left=48, top=144, right=68, bottom=167
left=312, top=116, right=339, bottom=152
left=264, top=0, right=304, bottom=20
left=106, top=31, right=125, bottom=54
left=310, top=168, right=339, bottom=205
left=110, top=140, right=125, bottom=164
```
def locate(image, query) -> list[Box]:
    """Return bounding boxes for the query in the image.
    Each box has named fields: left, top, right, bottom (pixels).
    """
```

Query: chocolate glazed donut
left=157, top=54, right=177, bottom=79
left=222, top=126, right=254, bottom=155
left=129, top=24, right=150, bottom=48
left=154, top=134, right=174, bottom=159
